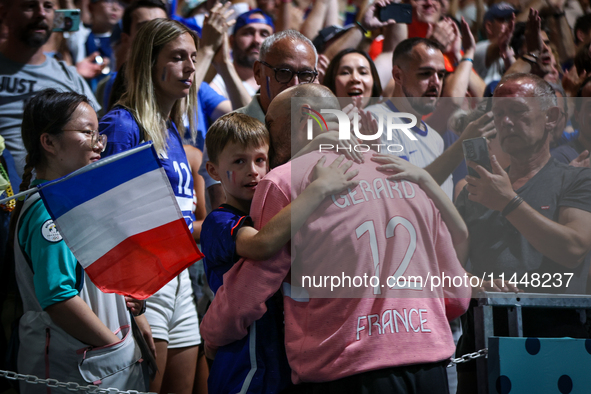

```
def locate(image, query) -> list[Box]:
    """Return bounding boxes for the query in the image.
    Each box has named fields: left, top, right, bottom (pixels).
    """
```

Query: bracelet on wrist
left=553, top=11, right=565, bottom=18
left=453, top=57, right=473, bottom=68
left=501, top=194, right=524, bottom=217
left=355, top=21, right=368, bottom=35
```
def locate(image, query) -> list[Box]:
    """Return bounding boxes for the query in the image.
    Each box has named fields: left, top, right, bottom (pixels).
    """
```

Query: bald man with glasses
left=229, top=29, right=318, bottom=127
left=200, top=29, right=319, bottom=209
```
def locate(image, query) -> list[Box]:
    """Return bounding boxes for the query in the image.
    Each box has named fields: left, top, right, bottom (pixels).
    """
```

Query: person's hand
left=342, top=102, right=365, bottom=133
left=427, top=17, right=456, bottom=53
left=310, top=155, right=360, bottom=197
left=525, top=8, right=543, bottom=55
left=570, top=150, right=591, bottom=167
left=125, top=296, right=145, bottom=316
left=345, top=98, right=379, bottom=141
left=358, top=107, right=379, bottom=143
left=358, top=0, right=398, bottom=32
left=315, top=123, right=365, bottom=163
left=342, top=102, right=359, bottom=118
left=212, top=31, right=231, bottom=69
left=449, top=21, right=463, bottom=64
left=290, top=7, right=306, bottom=31
left=461, top=112, right=496, bottom=140
left=317, top=54, right=330, bottom=85
left=371, top=153, right=431, bottom=185
left=465, top=155, right=516, bottom=212
left=562, top=66, right=587, bottom=97
left=135, top=315, right=157, bottom=358
left=76, top=51, right=104, bottom=79
left=459, top=17, right=476, bottom=58
left=201, top=2, right=235, bottom=52
left=473, top=278, right=522, bottom=296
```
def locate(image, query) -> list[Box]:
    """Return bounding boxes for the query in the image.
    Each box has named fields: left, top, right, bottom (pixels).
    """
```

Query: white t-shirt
left=64, top=24, right=93, bottom=64
left=366, top=101, right=454, bottom=200
left=474, top=39, right=505, bottom=85
left=210, top=73, right=258, bottom=100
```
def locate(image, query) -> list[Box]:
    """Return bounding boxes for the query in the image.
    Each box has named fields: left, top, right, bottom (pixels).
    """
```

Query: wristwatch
left=137, top=300, right=147, bottom=316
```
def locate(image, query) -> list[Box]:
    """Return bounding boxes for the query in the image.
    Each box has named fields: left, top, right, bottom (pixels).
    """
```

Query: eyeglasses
left=259, top=61, right=318, bottom=84
left=62, top=129, right=108, bottom=152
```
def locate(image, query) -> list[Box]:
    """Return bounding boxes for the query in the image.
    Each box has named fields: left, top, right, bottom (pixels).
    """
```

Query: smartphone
left=378, top=3, right=413, bottom=24
left=53, top=9, right=81, bottom=32
left=463, top=137, right=492, bottom=178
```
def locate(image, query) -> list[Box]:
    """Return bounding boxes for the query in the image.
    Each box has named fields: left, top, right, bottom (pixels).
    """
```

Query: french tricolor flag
left=38, top=143, right=203, bottom=300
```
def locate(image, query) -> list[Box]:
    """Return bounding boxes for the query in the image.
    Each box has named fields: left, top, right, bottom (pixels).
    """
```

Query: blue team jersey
left=190, top=82, right=226, bottom=151
left=200, top=205, right=292, bottom=394
left=99, top=107, right=195, bottom=232
left=201, top=204, right=252, bottom=293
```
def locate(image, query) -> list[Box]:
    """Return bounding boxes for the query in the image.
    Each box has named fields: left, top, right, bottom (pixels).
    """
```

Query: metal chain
left=3, top=350, right=487, bottom=384
left=0, top=370, right=153, bottom=394
left=447, top=348, right=488, bottom=367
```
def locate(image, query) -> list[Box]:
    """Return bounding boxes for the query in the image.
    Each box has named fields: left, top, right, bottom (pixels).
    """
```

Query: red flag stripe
left=85, top=218, right=203, bottom=299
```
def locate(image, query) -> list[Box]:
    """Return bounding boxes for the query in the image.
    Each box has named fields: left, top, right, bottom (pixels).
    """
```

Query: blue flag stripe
left=39, top=144, right=161, bottom=219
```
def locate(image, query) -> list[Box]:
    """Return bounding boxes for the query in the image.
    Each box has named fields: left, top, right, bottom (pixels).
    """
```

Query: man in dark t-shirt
left=455, top=73, right=591, bottom=394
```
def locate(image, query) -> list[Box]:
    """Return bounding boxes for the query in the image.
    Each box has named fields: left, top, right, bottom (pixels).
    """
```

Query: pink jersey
left=200, top=151, right=470, bottom=384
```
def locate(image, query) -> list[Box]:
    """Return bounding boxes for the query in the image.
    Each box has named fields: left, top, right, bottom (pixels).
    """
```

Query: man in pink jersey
left=200, top=84, right=470, bottom=392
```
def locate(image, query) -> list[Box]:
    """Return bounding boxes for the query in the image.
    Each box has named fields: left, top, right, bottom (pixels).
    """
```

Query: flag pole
left=37, top=142, right=155, bottom=190
left=0, top=143, right=155, bottom=205
left=0, top=187, right=37, bottom=205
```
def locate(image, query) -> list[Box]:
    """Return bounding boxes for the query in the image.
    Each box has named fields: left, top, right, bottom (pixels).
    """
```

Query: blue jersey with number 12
left=99, top=107, right=195, bottom=232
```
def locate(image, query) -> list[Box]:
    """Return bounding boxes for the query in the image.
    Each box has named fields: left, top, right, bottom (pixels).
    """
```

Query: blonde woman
left=99, top=19, right=200, bottom=394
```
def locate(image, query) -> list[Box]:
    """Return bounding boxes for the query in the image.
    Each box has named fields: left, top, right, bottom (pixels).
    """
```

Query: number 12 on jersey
left=356, top=216, right=421, bottom=295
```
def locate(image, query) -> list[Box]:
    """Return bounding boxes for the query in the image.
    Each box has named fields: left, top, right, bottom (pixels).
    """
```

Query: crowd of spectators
left=2, top=0, right=591, bottom=392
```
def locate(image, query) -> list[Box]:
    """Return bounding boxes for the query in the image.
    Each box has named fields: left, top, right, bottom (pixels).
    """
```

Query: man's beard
left=402, top=85, right=438, bottom=115
left=234, top=46, right=257, bottom=68
left=20, top=23, right=52, bottom=48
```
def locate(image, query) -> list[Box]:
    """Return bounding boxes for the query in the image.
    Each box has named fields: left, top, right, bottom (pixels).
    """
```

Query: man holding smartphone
left=455, top=72, right=591, bottom=393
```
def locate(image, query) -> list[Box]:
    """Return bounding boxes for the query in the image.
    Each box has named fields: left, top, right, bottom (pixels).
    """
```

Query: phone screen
left=53, top=9, right=81, bottom=32
left=378, top=3, right=413, bottom=24
left=463, top=137, right=492, bottom=178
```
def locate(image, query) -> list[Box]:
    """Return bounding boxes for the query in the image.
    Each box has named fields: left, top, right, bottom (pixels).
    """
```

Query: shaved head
left=266, top=84, right=339, bottom=167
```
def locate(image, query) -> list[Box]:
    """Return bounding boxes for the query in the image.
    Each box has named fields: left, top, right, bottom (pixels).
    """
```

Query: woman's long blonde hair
left=118, top=18, right=198, bottom=155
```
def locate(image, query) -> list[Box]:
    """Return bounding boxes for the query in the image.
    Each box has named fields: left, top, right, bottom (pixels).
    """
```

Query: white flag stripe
left=56, top=168, right=182, bottom=267
left=175, top=195, right=194, bottom=213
